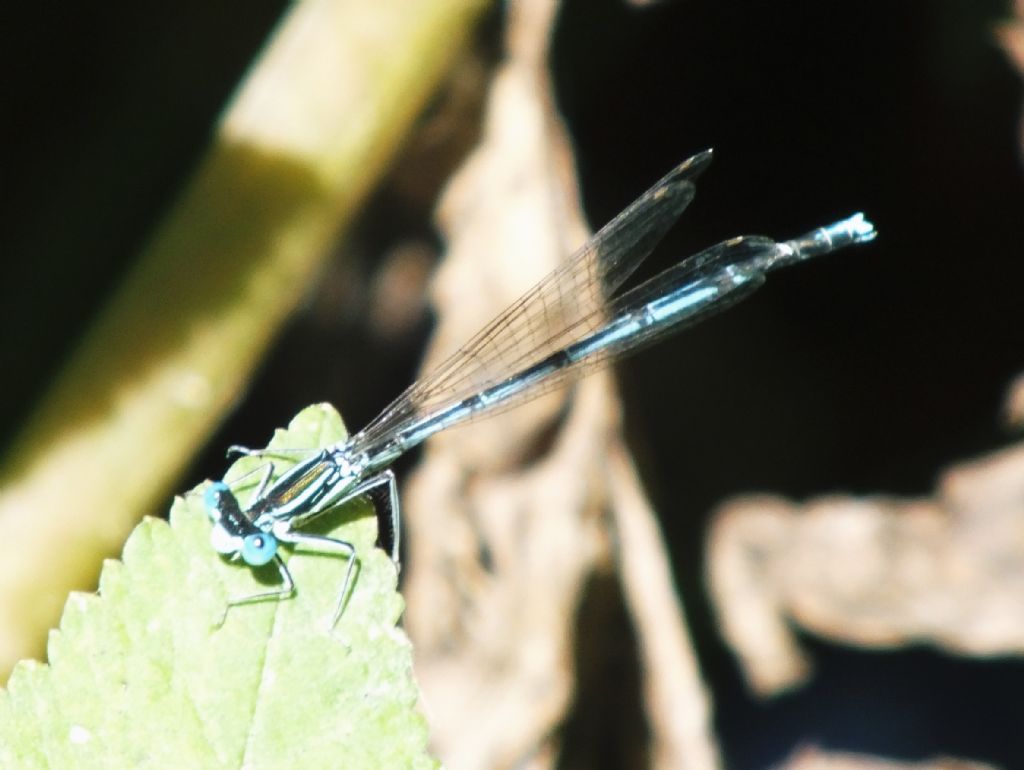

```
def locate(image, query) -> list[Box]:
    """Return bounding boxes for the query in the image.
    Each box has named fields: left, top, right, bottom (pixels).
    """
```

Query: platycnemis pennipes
left=204, top=149, right=877, bottom=627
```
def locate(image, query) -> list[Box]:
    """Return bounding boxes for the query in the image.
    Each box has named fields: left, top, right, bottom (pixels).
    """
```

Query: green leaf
left=0, top=404, right=436, bottom=770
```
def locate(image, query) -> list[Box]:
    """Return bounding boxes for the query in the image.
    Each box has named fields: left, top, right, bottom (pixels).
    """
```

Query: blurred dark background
left=3, top=1, right=1023, bottom=768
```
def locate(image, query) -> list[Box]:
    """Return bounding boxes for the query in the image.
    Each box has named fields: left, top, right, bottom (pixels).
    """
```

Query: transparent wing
left=351, top=235, right=780, bottom=458
left=474, top=211, right=875, bottom=406
left=348, top=210, right=876, bottom=462
left=350, top=149, right=713, bottom=451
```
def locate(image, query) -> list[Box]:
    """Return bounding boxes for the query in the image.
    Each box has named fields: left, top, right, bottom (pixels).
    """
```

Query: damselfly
left=204, top=149, right=876, bottom=627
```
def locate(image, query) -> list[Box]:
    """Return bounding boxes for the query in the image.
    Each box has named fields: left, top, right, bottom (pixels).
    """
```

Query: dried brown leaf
left=778, top=746, right=998, bottom=770
left=708, top=434, right=1024, bottom=696
left=401, top=1, right=720, bottom=769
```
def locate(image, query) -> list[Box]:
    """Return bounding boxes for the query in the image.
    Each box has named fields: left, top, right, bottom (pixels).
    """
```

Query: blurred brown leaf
left=708, top=404, right=1024, bottom=697
left=401, top=1, right=720, bottom=769
left=996, top=0, right=1024, bottom=152
left=778, top=746, right=997, bottom=770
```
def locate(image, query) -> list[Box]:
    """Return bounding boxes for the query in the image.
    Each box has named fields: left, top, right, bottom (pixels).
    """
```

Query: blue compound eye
left=241, top=533, right=278, bottom=566
left=203, top=481, right=231, bottom=513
